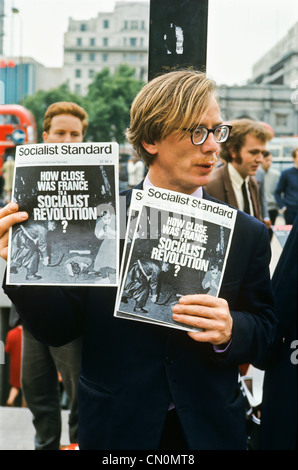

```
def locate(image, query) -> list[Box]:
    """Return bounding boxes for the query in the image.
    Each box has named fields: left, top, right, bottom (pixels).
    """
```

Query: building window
left=75, top=84, right=81, bottom=95
left=89, top=53, right=95, bottom=62
left=124, top=21, right=128, bottom=30
left=275, top=113, right=288, bottom=127
left=130, top=38, right=137, bottom=47
left=75, top=69, right=81, bottom=78
left=80, top=24, right=87, bottom=32
left=90, top=37, right=95, bottom=46
left=140, top=67, right=146, bottom=81
left=129, top=53, right=137, bottom=62
left=103, top=37, right=109, bottom=47
left=102, top=53, right=108, bottom=62
left=89, top=69, right=95, bottom=78
left=76, top=53, right=82, bottom=62
left=131, top=21, right=138, bottom=30
left=103, top=19, right=109, bottom=29
left=77, top=37, right=82, bottom=46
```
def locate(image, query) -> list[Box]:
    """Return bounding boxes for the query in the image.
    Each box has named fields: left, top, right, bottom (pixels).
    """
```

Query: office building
left=63, top=1, right=149, bottom=95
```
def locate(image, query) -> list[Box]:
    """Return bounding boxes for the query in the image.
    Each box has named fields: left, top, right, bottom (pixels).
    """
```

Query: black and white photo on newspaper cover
left=115, top=187, right=237, bottom=332
left=114, top=188, right=150, bottom=325
left=118, top=188, right=144, bottom=291
left=6, top=142, right=119, bottom=286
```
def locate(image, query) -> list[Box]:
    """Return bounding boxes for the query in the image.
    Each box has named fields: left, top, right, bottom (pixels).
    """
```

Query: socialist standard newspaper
left=115, top=186, right=237, bottom=332
left=7, top=142, right=119, bottom=286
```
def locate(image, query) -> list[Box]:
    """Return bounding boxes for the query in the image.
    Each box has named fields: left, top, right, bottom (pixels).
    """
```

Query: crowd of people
left=0, top=69, right=297, bottom=451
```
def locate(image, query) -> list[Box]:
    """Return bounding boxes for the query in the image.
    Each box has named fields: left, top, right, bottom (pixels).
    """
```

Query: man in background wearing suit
left=205, top=119, right=273, bottom=221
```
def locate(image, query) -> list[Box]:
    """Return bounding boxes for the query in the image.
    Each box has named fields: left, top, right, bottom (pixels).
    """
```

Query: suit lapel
left=123, top=181, right=143, bottom=211
left=221, top=165, right=238, bottom=208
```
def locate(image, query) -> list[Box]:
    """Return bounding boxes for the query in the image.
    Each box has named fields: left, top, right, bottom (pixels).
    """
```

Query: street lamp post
left=11, top=7, right=22, bottom=102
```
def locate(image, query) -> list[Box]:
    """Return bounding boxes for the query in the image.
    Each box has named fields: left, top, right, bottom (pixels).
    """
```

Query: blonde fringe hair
left=126, top=70, right=216, bottom=167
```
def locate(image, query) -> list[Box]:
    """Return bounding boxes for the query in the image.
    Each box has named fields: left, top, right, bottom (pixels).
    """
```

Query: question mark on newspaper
left=61, top=220, right=68, bottom=233
left=174, top=265, right=180, bottom=277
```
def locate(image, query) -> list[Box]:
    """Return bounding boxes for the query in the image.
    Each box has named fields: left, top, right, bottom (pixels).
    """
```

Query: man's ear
left=42, top=131, right=48, bottom=143
left=228, top=145, right=237, bottom=160
left=141, top=141, right=158, bottom=155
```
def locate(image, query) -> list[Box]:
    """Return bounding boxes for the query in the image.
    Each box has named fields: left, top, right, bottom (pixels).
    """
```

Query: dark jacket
left=4, top=184, right=277, bottom=450
left=260, top=215, right=298, bottom=450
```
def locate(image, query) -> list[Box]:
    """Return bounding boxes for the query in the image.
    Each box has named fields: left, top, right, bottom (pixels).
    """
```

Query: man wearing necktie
left=205, top=119, right=273, bottom=221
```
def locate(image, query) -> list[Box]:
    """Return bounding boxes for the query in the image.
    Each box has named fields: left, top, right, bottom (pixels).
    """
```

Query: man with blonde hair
left=0, top=70, right=276, bottom=450
left=205, top=118, right=273, bottom=221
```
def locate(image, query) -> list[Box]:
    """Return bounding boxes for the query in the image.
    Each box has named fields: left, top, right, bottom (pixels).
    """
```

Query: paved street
left=0, top=406, right=70, bottom=450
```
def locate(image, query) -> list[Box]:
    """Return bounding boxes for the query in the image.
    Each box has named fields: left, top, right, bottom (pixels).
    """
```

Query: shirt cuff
left=213, top=339, right=232, bottom=353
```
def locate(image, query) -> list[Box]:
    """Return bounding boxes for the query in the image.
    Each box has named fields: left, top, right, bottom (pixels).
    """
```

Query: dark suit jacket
left=4, top=184, right=277, bottom=450
left=260, top=215, right=298, bottom=449
left=205, top=164, right=262, bottom=221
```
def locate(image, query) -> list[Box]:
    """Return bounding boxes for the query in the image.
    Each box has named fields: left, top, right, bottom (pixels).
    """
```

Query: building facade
left=251, top=21, right=298, bottom=86
left=63, top=1, right=149, bottom=95
left=218, top=21, right=298, bottom=137
left=1, top=0, right=297, bottom=139
left=217, top=83, right=298, bottom=137
left=0, top=56, right=63, bottom=104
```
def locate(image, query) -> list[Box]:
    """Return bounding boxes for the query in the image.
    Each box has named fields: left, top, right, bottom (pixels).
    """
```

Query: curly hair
left=220, top=119, right=273, bottom=163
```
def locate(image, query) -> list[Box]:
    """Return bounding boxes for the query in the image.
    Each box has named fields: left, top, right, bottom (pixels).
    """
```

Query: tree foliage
left=22, top=65, right=145, bottom=144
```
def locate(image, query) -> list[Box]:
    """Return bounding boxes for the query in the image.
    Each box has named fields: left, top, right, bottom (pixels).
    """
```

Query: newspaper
left=6, top=142, right=119, bottom=286
left=115, top=186, right=237, bottom=332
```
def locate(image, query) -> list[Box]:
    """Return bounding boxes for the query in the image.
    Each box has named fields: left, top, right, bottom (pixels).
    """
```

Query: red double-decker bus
left=0, top=104, right=37, bottom=169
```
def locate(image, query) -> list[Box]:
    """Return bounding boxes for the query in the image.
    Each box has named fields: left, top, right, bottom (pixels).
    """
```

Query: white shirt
left=127, top=159, right=145, bottom=186
left=227, top=163, right=254, bottom=215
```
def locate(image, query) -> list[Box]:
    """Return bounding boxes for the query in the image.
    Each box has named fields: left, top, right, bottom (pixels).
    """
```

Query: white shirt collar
left=227, top=163, right=254, bottom=214
left=227, top=163, right=249, bottom=188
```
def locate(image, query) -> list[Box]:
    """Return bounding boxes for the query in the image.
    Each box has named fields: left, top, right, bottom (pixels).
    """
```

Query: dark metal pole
left=0, top=307, right=10, bottom=405
left=148, top=0, right=209, bottom=81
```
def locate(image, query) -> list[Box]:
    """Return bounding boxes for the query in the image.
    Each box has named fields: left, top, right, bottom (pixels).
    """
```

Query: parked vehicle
left=267, top=136, right=298, bottom=172
left=0, top=104, right=37, bottom=169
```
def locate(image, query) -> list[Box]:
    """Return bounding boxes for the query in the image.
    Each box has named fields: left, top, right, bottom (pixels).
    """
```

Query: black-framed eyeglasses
left=188, top=124, right=232, bottom=146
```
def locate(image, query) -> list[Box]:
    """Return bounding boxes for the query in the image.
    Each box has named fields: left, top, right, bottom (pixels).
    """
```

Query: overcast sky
left=3, top=0, right=298, bottom=85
